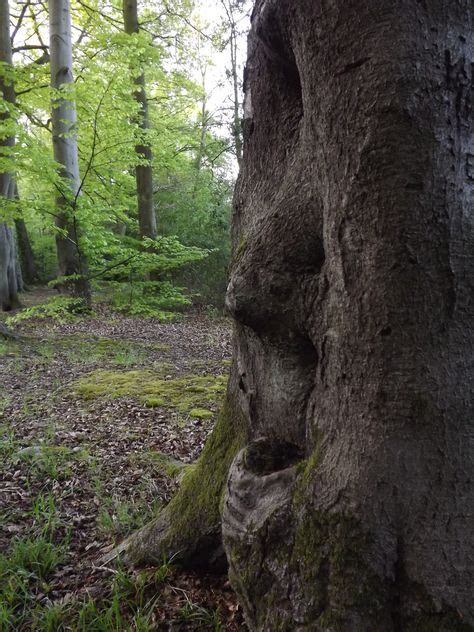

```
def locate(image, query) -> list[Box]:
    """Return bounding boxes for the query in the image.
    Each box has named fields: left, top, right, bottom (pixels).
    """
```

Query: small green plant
left=6, top=296, right=85, bottom=327
left=17, top=445, right=87, bottom=482
left=5, top=537, right=64, bottom=580
left=0, top=535, right=65, bottom=628
left=130, top=451, right=188, bottom=478
left=0, top=425, right=16, bottom=457
left=30, top=492, right=63, bottom=539
left=97, top=497, right=161, bottom=538
left=176, top=599, right=223, bottom=630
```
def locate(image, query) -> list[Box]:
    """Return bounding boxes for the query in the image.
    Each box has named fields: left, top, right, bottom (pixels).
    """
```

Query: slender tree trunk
left=0, top=0, right=21, bottom=311
left=119, top=0, right=474, bottom=630
left=192, top=62, right=208, bottom=200
left=12, top=184, right=37, bottom=286
left=230, top=27, right=242, bottom=167
left=48, top=0, right=91, bottom=306
left=222, top=0, right=243, bottom=167
left=15, top=217, right=37, bottom=286
left=122, top=0, right=157, bottom=241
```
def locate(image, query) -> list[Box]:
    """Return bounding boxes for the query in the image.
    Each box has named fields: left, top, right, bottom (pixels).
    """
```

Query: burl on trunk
left=223, top=0, right=473, bottom=629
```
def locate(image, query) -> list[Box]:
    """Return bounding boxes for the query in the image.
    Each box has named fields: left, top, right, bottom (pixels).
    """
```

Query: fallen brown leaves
left=0, top=305, right=245, bottom=630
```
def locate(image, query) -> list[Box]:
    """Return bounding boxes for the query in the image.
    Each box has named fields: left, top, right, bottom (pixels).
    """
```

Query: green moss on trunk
left=123, top=393, right=247, bottom=567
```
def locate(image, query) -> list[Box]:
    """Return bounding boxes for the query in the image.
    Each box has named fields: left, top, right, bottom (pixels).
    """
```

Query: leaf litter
left=0, top=307, right=245, bottom=630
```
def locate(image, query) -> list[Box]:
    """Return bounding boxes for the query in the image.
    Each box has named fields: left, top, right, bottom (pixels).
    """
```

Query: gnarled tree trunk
left=121, top=1, right=473, bottom=629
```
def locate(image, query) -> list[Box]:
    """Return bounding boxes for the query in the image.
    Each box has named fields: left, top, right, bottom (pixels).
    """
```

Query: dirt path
left=0, top=302, right=244, bottom=630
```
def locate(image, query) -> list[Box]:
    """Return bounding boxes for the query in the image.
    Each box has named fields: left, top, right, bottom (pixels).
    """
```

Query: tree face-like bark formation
left=223, top=1, right=474, bottom=629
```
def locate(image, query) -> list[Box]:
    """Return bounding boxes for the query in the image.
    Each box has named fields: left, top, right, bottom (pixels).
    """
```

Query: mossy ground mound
left=75, top=369, right=228, bottom=417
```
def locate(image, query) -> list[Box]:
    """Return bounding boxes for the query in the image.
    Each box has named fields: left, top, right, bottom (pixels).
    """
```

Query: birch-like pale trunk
left=49, top=0, right=90, bottom=305
left=0, top=0, right=21, bottom=311
left=221, top=0, right=243, bottom=167
left=122, top=0, right=157, bottom=240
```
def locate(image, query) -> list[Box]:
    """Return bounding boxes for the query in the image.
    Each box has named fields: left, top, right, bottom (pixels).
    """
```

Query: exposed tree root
left=99, top=390, right=248, bottom=570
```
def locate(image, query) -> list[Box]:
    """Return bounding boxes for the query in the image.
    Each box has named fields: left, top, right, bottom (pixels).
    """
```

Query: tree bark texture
left=0, top=0, right=21, bottom=311
left=15, top=216, right=37, bottom=286
left=220, top=1, right=474, bottom=629
left=119, top=0, right=473, bottom=628
left=123, top=0, right=157, bottom=240
left=49, top=0, right=90, bottom=304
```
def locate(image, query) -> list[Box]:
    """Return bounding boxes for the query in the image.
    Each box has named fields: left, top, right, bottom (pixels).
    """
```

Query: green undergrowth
left=0, top=424, right=223, bottom=630
left=0, top=535, right=178, bottom=632
left=0, top=339, right=20, bottom=358
left=97, top=496, right=164, bottom=539
left=130, top=450, right=189, bottom=478
left=25, top=335, right=170, bottom=368
left=75, top=369, right=228, bottom=416
left=14, top=445, right=90, bottom=481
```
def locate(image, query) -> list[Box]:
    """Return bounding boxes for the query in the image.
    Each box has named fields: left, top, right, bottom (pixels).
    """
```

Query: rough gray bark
left=119, top=1, right=473, bottom=629
left=221, top=0, right=474, bottom=629
left=0, top=223, right=21, bottom=311
left=123, top=0, right=157, bottom=241
left=0, top=0, right=21, bottom=311
left=49, top=0, right=91, bottom=305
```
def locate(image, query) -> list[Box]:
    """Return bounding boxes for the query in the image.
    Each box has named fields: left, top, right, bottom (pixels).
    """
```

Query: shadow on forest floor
left=0, top=288, right=244, bottom=630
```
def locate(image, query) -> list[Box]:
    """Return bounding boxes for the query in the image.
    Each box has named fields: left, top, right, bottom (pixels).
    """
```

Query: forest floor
left=0, top=289, right=245, bottom=630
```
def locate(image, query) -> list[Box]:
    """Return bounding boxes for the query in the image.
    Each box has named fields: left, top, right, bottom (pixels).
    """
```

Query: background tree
left=5, top=0, right=234, bottom=314
left=0, top=0, right=21, bottom=310
left=118, top=0, right=474, bottom=629
left=123, top=0, right=157, bottom=241
left=48, top=0, right=91, bottom=305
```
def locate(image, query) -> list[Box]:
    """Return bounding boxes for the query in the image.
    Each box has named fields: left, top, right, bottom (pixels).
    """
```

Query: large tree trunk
left=121, top=0, right=473, bottom=629
left=123, top=0, right=157, bottom=241
left=222, top=0, right=474, bottom=629
left=0, top=0, right=21, bottom=311
left=49, top=0, right=91, bottom=306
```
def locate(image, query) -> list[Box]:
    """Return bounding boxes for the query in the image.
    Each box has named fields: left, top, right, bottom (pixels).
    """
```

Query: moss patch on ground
left=74, top=369, right=228, bottom=416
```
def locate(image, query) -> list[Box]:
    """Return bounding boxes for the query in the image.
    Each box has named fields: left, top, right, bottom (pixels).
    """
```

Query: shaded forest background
left=1, top=0, right=250, bottom=320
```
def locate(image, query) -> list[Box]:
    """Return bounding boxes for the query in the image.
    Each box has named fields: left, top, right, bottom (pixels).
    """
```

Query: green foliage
left=6, top=296, right=84, bottom=326
left=5, top=0, right=234, bottom=315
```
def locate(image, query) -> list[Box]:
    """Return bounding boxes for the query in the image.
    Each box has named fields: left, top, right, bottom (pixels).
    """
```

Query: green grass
left=97, top=497, right=163, bottom=538
left=0, top=537, right=174, bottom=631
left=16, top=445, right=89, bottom=482
left=130, top=450, right=188, bottom=478
left=0, top=536, right=65, bottom=630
